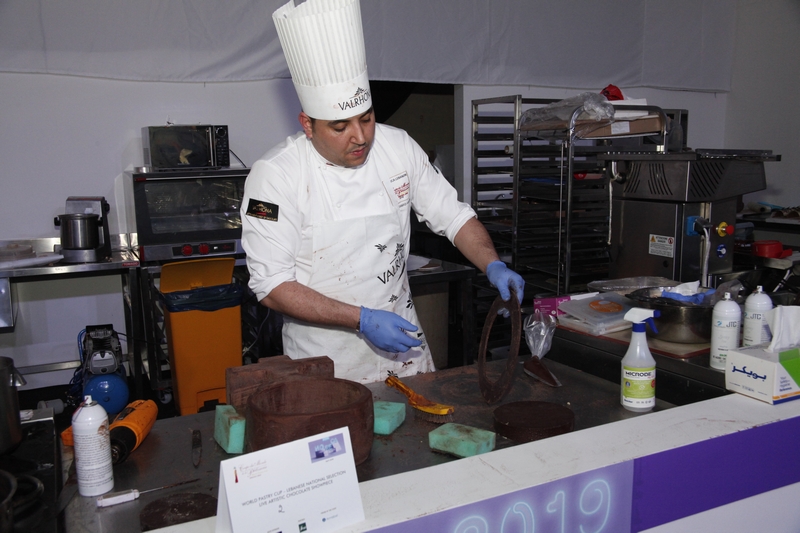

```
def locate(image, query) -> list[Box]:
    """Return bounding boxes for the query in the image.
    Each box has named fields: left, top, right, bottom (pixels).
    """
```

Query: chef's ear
left=299, top=112, right=314, bottom=139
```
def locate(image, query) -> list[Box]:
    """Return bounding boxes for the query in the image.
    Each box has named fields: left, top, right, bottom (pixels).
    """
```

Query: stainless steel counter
left=0, top=238, right=139, bottom=279
left=64, top=357, right=671, bottom=532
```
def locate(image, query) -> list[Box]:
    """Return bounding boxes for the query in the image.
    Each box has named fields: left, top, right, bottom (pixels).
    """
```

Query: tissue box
left=725, top=345, right=800, bottom=404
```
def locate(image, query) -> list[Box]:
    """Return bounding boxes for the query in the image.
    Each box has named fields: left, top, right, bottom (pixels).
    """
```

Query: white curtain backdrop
left=0, top=0, right=735, bottom=91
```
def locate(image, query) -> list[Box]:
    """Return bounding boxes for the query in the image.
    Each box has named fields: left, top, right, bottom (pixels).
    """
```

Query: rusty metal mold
left=477, top=294, right=522, bottom=404
left=245, top=377, right=374, bottom=465
left=493, top=401, right=575, bottom=443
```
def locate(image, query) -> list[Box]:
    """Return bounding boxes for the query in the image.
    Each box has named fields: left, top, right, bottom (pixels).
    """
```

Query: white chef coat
left=241, top=123, right=476, bottom=382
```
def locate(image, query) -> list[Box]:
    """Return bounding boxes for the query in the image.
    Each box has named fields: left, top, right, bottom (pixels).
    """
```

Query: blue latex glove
left=662, top=288, right=715, bottom=305
left=359, top=307, right=422, bottom=353
left=486, top=260, right=525, bottom=305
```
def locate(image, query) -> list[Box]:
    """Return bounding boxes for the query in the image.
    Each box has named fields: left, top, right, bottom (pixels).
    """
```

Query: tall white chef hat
left=273, top=0, right=371, bottom=121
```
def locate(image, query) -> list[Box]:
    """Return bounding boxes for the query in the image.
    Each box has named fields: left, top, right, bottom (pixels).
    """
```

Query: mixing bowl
left=626, top=286, right=716, bottom=344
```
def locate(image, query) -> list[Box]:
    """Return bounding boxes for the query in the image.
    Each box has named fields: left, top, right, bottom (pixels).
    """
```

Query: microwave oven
left=142, top=125, right=230, bottom=171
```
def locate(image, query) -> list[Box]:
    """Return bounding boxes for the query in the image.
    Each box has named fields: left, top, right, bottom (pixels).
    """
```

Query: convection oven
left=128, top=168, right=249, bottom=263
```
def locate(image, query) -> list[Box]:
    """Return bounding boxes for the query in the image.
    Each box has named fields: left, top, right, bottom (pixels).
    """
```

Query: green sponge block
left=373, top=401, right=406, bottom=435
left=428, top=423, right=496, bottom=458
left=214, top=405, right=245, bottom=454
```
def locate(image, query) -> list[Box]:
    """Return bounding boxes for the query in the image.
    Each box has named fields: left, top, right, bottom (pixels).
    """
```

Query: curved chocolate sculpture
left=477, top=293, right=522, bottom=404
left=245, top=377, right=374, bottom=465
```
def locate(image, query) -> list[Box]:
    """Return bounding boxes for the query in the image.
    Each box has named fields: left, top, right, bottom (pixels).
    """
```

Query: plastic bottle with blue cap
left=621, top=308, right=660, bottom=413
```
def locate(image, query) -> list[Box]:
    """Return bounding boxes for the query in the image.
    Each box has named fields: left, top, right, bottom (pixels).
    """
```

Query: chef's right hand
left=359, top=307, right=422, bottom=353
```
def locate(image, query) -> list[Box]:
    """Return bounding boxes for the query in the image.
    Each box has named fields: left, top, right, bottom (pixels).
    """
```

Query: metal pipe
left=609, top=160, right=626, bottom=183
left=563, top=105, right=585, bottom=294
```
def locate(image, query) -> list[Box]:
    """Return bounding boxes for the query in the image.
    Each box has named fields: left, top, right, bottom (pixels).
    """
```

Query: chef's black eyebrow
left=328, top=107, right=374, bottom=126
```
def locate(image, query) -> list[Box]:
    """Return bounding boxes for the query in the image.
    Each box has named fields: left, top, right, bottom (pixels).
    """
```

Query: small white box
left=533, top=292, right=598, bottom=318
left=726, top=344, right=800, bottom=404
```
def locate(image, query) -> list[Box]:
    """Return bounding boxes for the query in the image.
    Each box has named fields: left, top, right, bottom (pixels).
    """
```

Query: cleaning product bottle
left=742, top=286, right=773, bottom=347
left=621, top=308, right=660, bottom=413
left=710, top=292, right=741, bottom=370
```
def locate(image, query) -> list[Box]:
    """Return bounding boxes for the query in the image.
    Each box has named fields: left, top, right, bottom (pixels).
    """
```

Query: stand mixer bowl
left=55, top=213, right=100, bottom=250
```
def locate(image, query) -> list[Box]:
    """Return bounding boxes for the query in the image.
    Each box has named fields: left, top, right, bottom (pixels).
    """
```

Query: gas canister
left=72, top=395, right=114, bottom=497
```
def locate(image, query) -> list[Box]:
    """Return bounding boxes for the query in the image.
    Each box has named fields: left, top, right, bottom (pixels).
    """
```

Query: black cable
left=66, top=329, right=88, bottom=406
left=242, top=307, right=271, bottom=359
left=242, top=291, right=260, bottom=306
left=112, top=330, right=158, bottom=348
left=229, top=149, right=246, bottom=168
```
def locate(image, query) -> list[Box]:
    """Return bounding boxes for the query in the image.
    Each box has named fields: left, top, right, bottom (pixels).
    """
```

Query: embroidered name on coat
left=389, top=172, right=410, bottom=207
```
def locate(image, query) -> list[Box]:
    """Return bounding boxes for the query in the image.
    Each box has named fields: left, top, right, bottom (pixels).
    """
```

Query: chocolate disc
left=139, top=492, right=217, bottom=531
left=493, top=401, right=574, bottom=443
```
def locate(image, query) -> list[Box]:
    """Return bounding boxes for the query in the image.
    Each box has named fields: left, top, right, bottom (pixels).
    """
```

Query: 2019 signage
left=376, top=462, right=633, bottom=533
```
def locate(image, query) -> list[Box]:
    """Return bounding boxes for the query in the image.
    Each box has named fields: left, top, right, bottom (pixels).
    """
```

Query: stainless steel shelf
left=0, top=236, right=145, bottom=398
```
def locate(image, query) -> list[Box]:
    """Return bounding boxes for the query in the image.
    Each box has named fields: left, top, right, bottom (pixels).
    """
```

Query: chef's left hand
left=486, top=260, right=525, bottom=310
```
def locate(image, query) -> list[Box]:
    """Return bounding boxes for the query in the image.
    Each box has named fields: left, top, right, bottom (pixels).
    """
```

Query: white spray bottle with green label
left=621, top=308, right=661, bottom=413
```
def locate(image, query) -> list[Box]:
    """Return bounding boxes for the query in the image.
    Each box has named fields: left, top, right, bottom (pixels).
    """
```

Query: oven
left=128, top=168, right=249, bottom=263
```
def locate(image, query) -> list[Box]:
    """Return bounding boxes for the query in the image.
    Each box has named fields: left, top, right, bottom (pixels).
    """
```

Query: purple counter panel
left=631, top=415, right=800, bottom=531
left=371, top=415, right=800, bottom=533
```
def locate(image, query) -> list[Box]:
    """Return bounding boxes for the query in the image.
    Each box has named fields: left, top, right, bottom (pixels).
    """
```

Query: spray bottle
left=621, top=308, right=660, bottom=413
left=742, top=286, right=773, bottom=347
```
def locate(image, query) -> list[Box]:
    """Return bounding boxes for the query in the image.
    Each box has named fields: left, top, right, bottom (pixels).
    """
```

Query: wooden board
left=225, top=355, right=335, bottom=412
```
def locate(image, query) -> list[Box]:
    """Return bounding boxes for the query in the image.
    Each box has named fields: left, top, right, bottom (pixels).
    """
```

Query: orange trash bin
left=159, top=258, right=242, bottom=416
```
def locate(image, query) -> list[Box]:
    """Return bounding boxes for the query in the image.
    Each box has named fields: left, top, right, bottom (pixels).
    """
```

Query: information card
left=215, top=427, right=364, bottom=533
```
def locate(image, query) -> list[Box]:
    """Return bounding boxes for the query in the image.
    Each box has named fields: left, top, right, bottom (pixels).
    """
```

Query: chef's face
left=300, top=108, right=375, bottom=168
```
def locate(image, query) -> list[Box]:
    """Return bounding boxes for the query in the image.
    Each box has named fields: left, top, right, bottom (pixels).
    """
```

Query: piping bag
left=523, top=309, right=561, bottom=387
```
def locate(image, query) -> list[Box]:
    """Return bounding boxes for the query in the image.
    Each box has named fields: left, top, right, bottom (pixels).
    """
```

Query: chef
left=241, top=0, right=524, bottom=383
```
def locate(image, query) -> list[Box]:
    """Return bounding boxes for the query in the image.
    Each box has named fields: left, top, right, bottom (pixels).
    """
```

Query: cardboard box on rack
left=583, top=115, right=663, bottom=138
left=725, top=344, right=800, bottom=405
